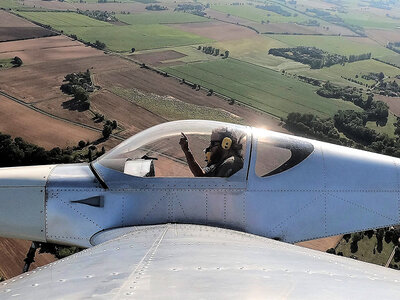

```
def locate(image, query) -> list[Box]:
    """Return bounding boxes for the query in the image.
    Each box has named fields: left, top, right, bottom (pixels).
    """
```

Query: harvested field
left=296, top=235, right=343, bottom=252
left=0, top=238, right=56, bottom=279
left=90, top=89, right=166, bottom=138
left=376, top=95, right=400, bottom=117
left=170, top=21, right=257, bottom=41
left=0, top=94, right=100, bottom=149
left=132, top=50, right=186, bottom=66
left=95, top=62, right=287, bottom=131
left=366, top=29, right=400, bottom=45
left=0, top=36, right=124, bottom=104
left=0, top=11, right=56, bottom=42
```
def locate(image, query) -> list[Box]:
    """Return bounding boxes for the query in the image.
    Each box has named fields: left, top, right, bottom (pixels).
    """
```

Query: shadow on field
left=62, top=98, right=89, bottom=112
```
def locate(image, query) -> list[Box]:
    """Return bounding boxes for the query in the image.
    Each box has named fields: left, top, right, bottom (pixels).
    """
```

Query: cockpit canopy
left=97, top=120, right=250, bottom=178
left=95, top=120, right=314, bottom=179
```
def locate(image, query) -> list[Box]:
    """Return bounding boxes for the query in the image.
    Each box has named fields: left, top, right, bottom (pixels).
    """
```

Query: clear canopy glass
left=96, top=120, right=250, bottom=177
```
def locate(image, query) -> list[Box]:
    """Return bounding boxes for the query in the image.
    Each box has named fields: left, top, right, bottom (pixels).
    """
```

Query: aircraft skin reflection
left=0, top=119, right=399, bottom=249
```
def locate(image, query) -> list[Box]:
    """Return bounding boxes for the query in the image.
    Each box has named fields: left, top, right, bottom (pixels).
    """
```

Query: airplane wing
left=1, top=224, right=400, bottom=299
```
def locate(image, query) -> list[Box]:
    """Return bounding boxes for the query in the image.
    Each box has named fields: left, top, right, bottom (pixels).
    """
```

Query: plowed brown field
left=0, top=11, right=56, bottom=42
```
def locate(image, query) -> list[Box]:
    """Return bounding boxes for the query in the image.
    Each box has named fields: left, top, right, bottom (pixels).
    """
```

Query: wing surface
left=1, top=224, right=400, bottom=299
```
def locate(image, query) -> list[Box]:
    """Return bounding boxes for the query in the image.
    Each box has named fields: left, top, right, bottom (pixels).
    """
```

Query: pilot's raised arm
left=179, top=129, right=244, bottom=178
left=179, top=132, right=205, bottom=177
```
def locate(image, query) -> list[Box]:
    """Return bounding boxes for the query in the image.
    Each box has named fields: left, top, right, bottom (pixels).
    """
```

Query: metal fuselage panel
left=45, top=133, right=400, bottom=247
left=46, top=164, right=248, bottom=247
left=0, top=165, right=55, bottom=241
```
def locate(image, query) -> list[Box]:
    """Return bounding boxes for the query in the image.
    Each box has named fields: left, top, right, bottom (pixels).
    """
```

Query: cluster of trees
left=0, top=134, right=80, bottom=167
left=97, top=0, right=107, bottom=3
left=92, top=40, right=106, bottom=50
left=361, top=72, right=384, bottom=81
left=297, top=75, right=321, bottom=86
left=102, top=120, right=118, bottom=139
left=270, top=47, right=371, bottom=69
left=11, top=56, right=23, bottom=67
left=284, top=113, right=341, bottom=143
left=298, top=19, right=320, bottom=26
left=197, top=46, right=229, bottom=58
left=145, top=4, right=167, bottom=11
left=376, top=80, right=400, bottom=97
left=255, top=4, right=291, bottom=17
left=174, top=4, right=205, bottom=16
left=317, top=82, right=389, bottom=123
left=348, top=52, right=371, bottom=62
left=77, top=10, right=117, bottom=22
left=269, top=47, right=348, bottom=69
left=327, top=227, right=400, bottom=269
left=285, top=111, right=400, bottom=157
left=60, top=70, right=93, bottom=110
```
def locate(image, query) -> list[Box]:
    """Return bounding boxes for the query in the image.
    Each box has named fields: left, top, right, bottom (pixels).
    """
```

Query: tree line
left=255, top=4, right=292, bottom=17
left=269, top=47, right=371, bottom=69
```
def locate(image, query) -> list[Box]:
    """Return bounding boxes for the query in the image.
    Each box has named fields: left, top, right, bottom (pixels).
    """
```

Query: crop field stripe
left=163, top=58, right=360, bottom=118
left=165, top=66, right=290, bottom=116
left=165, top=61, right=334, bottom=117
left=191, top=61, right=331, bottom=116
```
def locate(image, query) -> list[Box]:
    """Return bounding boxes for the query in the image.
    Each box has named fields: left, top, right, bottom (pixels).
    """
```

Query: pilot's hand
left=179, top=132, right=189, bottom=153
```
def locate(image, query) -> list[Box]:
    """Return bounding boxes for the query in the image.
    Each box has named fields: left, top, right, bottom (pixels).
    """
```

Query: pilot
left=179, top=128, right=244, bottom=177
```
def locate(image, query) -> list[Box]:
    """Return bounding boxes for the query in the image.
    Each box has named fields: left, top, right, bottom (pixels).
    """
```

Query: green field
left=116, top=11, right=209, bottom=25
left=338, top=11, right=400, bottom=29
left=268, top=35, right=395, bottom=58
left=212, top=4, right=312, bottom=24
left=162, top=58, right=361, bottom=118
left=294, top=59, right=400, bottom=87
left=336, top=233, right=395, bottom=266
left=0, top=59, right=13, bottom=70
left=214, top=36, right=306, bottom=71
left=0, top=0, right=21, bottom=9
left=17, top=11, right=111, bottom=27
left=380, top=54, right=400, bottom=68
left=16, top=12, right=212, bottom=52
left=366, top=113, right=397, bottom=138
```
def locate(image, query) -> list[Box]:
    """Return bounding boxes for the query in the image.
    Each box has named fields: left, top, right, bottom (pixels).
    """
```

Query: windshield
left=97, top=120, right=249, bottom=177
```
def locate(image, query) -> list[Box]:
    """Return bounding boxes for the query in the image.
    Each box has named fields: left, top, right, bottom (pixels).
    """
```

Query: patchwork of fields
left=17, top=11, right=212, bottom=51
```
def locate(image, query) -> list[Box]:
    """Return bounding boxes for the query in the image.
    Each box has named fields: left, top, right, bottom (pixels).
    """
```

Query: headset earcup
left=205, top=151, right=211, bottom=163
left=221, top=137, right=232, bottom=150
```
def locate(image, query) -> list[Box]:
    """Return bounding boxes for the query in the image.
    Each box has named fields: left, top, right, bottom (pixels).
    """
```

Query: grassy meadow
left=211, top=4, right=313, bottom=24
left=116, top=11, right=209, bottom=25
left=162, top=58, right=361, bottom=118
